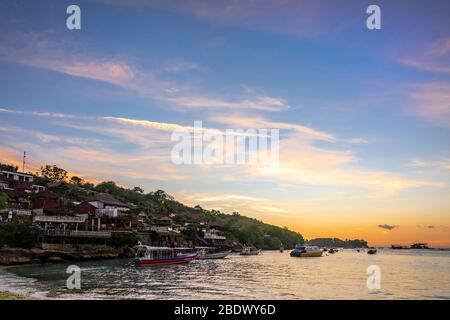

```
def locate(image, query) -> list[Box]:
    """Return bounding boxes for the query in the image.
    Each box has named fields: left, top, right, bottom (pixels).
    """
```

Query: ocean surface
left=1, top=249, right=449, bottom=299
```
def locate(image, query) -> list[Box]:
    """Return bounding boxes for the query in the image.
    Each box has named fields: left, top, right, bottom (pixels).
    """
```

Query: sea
left=0, top=249, right=449, bottom=299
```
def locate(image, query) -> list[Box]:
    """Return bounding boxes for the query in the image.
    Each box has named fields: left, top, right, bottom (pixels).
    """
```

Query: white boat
left=196, top=247, right=232, bottom=259
left=290, top=245, right=323, bottom=257
left=240, top=246, right=261, bottom=256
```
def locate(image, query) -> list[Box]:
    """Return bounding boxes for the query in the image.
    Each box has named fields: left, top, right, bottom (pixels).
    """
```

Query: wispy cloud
left=1, top=106, right=443, bottom=198
left=408, top=157, right=450, bottom=171
left=400, top=37, right=450, bottom=74
left=378, top=224, right=399, bottom=231
left=408, top=83, right=450, bottom=128
left=0, top=31, right=287, bottom=113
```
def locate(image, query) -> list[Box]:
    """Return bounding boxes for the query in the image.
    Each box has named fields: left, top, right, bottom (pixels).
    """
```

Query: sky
left=0, top=0, right=449, bottom=247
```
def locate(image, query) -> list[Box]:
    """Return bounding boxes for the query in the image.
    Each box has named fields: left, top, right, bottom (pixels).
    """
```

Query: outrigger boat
left=196, top=247, right=232, bottom=259
left=240, top=246, right=261, bottom=256
left=290, top=245, right=323, bottom=257
left=134, top=246, right=199, bottom=265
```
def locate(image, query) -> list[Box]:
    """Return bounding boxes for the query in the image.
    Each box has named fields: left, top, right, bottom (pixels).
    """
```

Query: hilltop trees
left=38, top=165, right=68, bottom=182
left=0, top=163, right=18, bottom=172
left=70, top=176, right=84, bottom=185
left=2, top=162, right=306, bottom=249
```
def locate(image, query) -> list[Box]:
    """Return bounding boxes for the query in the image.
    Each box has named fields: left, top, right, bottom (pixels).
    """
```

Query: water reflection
left=1, top=249, right=449, bottom=299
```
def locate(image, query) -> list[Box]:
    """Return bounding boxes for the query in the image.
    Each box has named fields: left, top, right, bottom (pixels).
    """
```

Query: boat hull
left=240, top=252, right=260, bottom=256
left=298, top=252, right=323, bottom=257
left=198, top=250, right=231, bottom=259
left=135, top=252, right=199, bottom=265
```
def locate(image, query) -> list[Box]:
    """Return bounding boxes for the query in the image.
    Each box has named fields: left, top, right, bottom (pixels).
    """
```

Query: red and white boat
left=134, top=246, right=199, bottom=265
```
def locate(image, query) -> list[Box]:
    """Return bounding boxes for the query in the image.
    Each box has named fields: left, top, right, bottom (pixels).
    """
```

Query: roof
left=88, top=193, right=129, bottom=208
left=0, top=170, right=34, bottom=177
left=36, top=190, right=58, bottom=199
left=33, top=200, right=63, bottom=214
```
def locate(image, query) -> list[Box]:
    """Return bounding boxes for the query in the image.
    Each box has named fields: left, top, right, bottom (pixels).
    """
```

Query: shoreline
left=0, top=245, right=134, bottom=266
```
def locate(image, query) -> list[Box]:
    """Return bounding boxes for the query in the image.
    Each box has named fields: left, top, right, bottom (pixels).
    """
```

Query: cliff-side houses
left=0, top=171, right=227, bottom=248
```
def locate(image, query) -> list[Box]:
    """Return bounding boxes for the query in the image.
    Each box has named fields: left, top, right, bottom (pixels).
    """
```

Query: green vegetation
left=0, top=217, right=40, bottom=249
left=306, top=238, right=368, bottom=248
left=0, top=192, right=8, bottom=210
left=0, top=291, right=26, bottom=300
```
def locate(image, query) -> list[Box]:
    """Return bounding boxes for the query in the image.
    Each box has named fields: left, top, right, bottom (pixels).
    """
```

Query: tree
left=133, top=186, right=144, bottom=194
left=95, top=181, right=119, bottom=194
left=151, top=190, right=174, bottom=203
left=0, top=192, right=8, bottom=210
left=0, top=163, right=18, bottom=172
left=70, top=176, right=84, bottom=185
left=38, top=165, right=68, bottom=182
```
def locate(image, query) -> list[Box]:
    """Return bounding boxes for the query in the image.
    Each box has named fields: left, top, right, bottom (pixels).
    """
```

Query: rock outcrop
left=0, top=245, right=133, bottom=265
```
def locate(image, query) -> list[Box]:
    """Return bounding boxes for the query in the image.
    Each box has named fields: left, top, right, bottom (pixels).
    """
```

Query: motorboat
left=134, top=246, right=199, bottom=265
left=290, top=246, right=323, bottom=257
left=367, top=249, right=377, bottom=255
left=240, top=246, right=261, bottom=255
left=196, top=247, right=232, bottom=259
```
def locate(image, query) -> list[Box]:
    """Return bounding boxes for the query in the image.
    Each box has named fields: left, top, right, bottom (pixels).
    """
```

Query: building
left=0, top=170, right=36, bottom=189
left=202, top=228, right=227, bottom=246
left=73, top=193, right=131, bottom=231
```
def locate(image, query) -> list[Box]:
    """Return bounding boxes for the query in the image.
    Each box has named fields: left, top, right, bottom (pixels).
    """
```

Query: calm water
left=1, top=249, right=449, bottom=299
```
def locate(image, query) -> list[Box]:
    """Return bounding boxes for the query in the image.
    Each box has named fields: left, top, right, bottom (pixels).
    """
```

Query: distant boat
left=328, top=248, right=337, bottom=254
left=391, top=245, right=407, bottom=249
left=134, top=246, right=199, bottom=265
left=367, top=249, right=377, bottom=255
left=410, top=243, right=429, bottom=249
left=196, top=247, right=231, bottom=259
left=290, top=246, right=323, bottom=257
left=240, top=246, right=261, bottom=256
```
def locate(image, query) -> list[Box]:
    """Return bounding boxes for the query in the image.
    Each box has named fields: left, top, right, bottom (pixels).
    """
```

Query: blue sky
left=0, top=0, right=449, bottom=246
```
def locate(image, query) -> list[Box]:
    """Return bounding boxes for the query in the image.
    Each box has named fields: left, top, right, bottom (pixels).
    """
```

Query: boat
left=328, top=248, right=337, bottom=254
left=196, top=247, right=232, bottom=259
left=391, top=245, right=407, bottom=249
left=367, top=249, right=377, bottom=255
left=134, top=246, right=199, bottom=265
left=290, top=246, right=323, bottom=257
left=280, top=245, right=284, bottom=253
left=240, top=246, right=261, bottom=256
left=410, top=243, right=429, bottom=249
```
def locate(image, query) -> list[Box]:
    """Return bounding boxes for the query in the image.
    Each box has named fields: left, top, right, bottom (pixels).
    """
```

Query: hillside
left=306, top=238, right=368, bottom=248
left=1, top=163, right=304, bottom=250
left=72, top=180, right=305, bottom=250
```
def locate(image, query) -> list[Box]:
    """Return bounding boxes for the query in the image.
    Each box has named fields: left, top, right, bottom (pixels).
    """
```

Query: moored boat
left=367, top=248, right=377, bottom=255
left=134, top=246, right=199, bottom=265
left=290, top=246, right=323, bottom=257
left=240, top=246, right=261, bottom=256
left=196, top=247, right=232, bottom=259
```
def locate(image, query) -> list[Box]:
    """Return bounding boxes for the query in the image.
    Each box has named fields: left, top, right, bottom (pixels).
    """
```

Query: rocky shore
left=0, top=291, right=27, bottom=300
left=0, top=245, right=135, bottom=266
